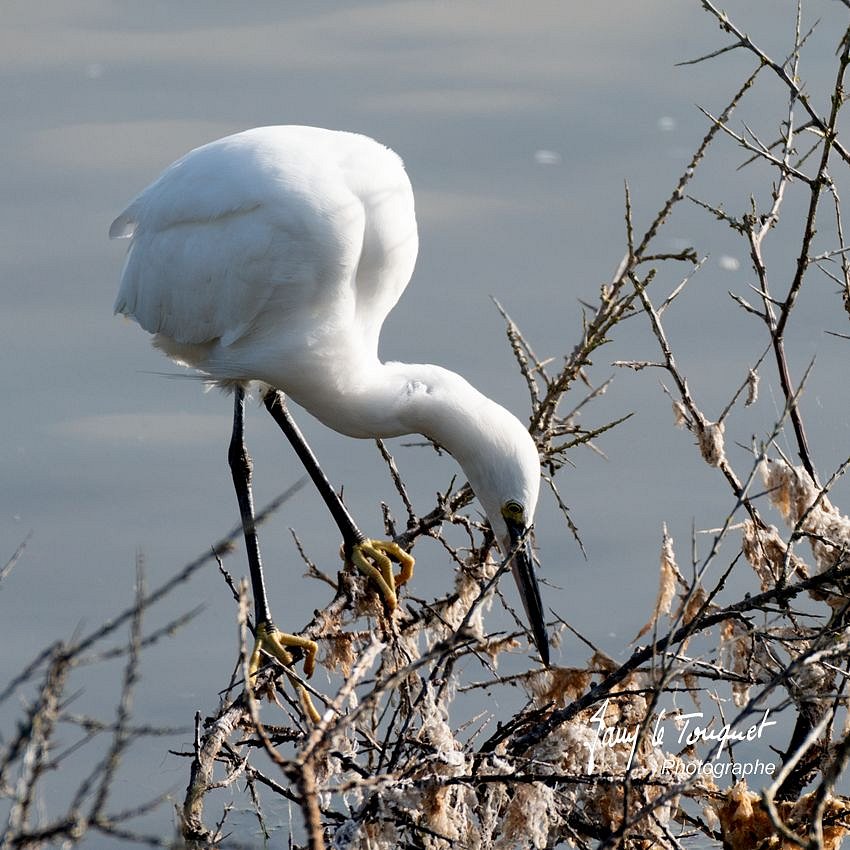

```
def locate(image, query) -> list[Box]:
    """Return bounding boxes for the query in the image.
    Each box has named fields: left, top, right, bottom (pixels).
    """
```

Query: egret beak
left=505, top=520, right=550, bottom=665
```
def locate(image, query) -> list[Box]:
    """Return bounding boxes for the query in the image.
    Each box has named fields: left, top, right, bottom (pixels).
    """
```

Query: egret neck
left=283, top=356, right=539, bottom=514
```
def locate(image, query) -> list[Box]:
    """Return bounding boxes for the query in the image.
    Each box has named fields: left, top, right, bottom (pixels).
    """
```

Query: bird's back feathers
left=112, top=126, right=418, bottom=378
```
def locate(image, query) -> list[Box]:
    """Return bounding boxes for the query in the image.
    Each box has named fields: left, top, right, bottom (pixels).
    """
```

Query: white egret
left=111, top=125, right=549, bottom=683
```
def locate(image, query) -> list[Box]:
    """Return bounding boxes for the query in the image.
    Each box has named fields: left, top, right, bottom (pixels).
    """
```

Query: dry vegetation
left=4, top=2, right=850, bottom=848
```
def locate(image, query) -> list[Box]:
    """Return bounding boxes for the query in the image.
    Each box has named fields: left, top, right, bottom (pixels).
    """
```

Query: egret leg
left=263, top=390, right=415, bottom=609
left=228, top=387, right=318, bottom=707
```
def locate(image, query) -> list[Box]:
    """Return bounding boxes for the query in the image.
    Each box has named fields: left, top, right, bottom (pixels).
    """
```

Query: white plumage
left=112, top=125, right=549, bottom=663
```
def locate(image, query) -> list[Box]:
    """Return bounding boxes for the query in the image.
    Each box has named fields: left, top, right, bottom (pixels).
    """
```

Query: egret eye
left=502, top=500, right=524, bottom=520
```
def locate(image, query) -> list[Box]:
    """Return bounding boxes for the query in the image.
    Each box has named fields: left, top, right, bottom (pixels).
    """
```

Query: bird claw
left=248, top=622, right=321, bottom=722
left=348, top=539, right=415, bottom=610
left=249, top=621, right=318, bottom=678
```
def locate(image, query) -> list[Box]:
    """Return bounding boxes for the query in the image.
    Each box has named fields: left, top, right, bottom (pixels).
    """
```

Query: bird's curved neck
left=281, top=349, right=538, bottom=551
left=285, top=354, right=491, bottom=465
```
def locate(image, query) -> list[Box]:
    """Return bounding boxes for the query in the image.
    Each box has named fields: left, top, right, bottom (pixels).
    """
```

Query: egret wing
left=111, top=129, right=364, bottom=351
left=111, top=126, right=418, bottom=357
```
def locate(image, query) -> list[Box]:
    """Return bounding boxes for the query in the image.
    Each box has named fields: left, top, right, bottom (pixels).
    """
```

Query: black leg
left=263, top=389, right=414, bottom=613
left=228, top=385, right=273, bottom=628
left=263, top=390, right=366, bottom=556
left=227, top=387, right=319, bottom=708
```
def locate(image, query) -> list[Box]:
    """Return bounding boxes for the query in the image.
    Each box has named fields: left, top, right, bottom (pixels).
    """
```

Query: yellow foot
left=348, top=539, right=415, bottom=610
left=248, top=622, right=320, bottom=722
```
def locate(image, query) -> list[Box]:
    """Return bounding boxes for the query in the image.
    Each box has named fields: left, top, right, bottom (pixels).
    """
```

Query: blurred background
left=2, top=0, right=848, bottom=843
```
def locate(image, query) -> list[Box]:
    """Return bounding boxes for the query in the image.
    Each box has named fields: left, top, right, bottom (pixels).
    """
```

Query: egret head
left=460, top=406, right=548, bottom=663
left=462, top=405, right=539, bottom=545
